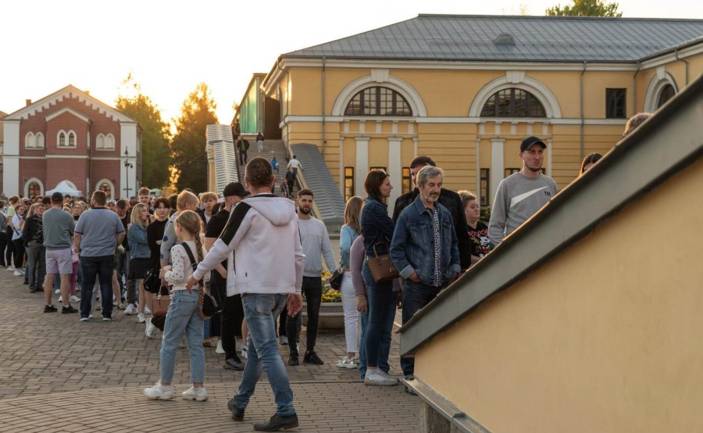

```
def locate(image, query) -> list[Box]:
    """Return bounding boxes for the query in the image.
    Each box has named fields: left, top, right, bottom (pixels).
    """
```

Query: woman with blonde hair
left=127, top=203, right=151, bottom=324
left=144, top=210, right=209, bottom=401
left=336, top=196, right=363, bottom=369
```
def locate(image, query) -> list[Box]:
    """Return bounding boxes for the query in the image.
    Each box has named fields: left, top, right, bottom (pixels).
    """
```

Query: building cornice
left=45, top=107, right=91, bottom=124
left=279, top=114, right=626, bottom=126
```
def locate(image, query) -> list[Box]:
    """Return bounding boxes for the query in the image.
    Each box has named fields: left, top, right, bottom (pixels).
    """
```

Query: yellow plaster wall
left=414, top=156, right=703, bottom=433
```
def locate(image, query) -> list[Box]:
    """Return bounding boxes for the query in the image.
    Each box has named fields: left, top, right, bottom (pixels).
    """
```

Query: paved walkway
left=0, top=268, right=419, bottom=432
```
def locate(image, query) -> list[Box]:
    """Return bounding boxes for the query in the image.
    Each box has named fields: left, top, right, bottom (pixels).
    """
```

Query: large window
left=480, top=168, right=490, bottom=207
left=657, top=84, right=675, bottom=108
left=606, top=88, right=626, bottom=119
left=401, top=167, right=412, bottom=193
left=344, top=167, right=354, bottom=202
left=345, top=86, right=412, bottom=116
left=480, top=88, right=546, bottom=118
left=57, top=130, right=77, bottom=148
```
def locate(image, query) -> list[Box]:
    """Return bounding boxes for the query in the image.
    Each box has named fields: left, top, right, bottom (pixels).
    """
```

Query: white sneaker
left=364, top=369, right=398, bottom=386
left=144, top=383, right=175, bottom=400
left=7, top=265, right=15, bottom=271
left=279, top=335, right=288, bottom=345
left=70, top=295, right=80, bottom=303
left=13, top=270, right=23, bottom=277
left=240, top=346, right=247, bottom=360
left=54, top=289, right=60, bottom=295
left=145, top=318, right=156, bottom=338
left=181, top=386, right=208, bottom=402
left=336, top=356, right=358, bottom=369
left=124, top=303, right=137, bottom=315
left=215, top=339, right=225, bottom=354
left=144, top=306, right=152, bottom=316
left=137, top=313, right=145, bottom=323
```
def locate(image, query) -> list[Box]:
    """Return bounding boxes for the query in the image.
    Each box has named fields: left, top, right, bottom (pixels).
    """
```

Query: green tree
left=116, top=76, right=171, bottom=189
left=546, top=0, right=622, bottom=17
left=171, top=83, right=218, bottom=193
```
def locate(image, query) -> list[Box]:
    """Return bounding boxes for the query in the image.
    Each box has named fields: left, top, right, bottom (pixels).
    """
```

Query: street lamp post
left=124, top=149, right=133, bottom=199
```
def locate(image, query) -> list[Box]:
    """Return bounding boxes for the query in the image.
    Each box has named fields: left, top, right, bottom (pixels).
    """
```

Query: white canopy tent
left=46, top=180, right=82, bottom=197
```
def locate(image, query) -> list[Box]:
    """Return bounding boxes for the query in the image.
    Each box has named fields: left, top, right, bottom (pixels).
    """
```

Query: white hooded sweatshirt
left=193, top=194, right=305, bottom=296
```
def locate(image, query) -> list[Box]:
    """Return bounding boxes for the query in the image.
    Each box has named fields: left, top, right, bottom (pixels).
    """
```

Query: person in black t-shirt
left=204, top=182, right=249, bottom=371
left=459, top=191, right=490, bottom=266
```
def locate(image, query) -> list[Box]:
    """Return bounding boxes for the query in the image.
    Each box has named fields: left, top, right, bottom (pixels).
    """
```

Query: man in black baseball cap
left=204, top=182, right=248, bottom=371
left=487, top=136, right=557, bottom=245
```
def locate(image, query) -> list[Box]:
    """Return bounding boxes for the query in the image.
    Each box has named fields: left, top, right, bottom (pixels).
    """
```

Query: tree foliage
left=170, top=83, right=218, bottom=193
left=546, top=0, right=622, bottom=17
left=116, top=76, right=171, bottom=189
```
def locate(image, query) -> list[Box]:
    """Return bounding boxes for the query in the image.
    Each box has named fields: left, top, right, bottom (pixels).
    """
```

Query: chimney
left=25, top=99, right=32, bottom=107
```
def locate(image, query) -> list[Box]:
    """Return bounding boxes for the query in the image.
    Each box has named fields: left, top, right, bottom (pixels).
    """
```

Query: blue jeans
left=233, top=293, right=296, bottom=417
left=362, top=262, right=395, bottom=370
left=160, top=290, right=205, bottom=384
left=400, top=281, right=441, bottom=376
left=80, top=255, right=113, bottom=318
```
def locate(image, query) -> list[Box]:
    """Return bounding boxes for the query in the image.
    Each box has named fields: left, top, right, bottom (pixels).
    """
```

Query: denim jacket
left=361, top=197, right=394, bottom=258
left=339, top=225, right=358, bottom=270
left=127, top=224, right=151, bottom=260
left=390, top=196, right=460, bottom=286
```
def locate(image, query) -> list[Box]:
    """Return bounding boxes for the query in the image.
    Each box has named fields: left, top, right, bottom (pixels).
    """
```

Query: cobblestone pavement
left=0, top=269, right=419, bottom=432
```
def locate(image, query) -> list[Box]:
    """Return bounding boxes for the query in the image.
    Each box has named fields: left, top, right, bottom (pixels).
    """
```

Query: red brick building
left=1, top=85, right=141, bottom=199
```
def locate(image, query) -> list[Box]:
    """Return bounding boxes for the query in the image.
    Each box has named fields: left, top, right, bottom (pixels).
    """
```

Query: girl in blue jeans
left=144, top=210, right=209, bottom=401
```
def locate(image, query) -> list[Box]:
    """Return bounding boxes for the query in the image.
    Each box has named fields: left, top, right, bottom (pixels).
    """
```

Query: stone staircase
left=235, top=140, right=345, bottom=236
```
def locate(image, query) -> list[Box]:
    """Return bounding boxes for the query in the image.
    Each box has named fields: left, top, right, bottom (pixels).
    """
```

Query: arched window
left=58, top=131, right=67, bottom=147
left=657, top=84, right=675, bottom=108
left=35, top=132, right=44, bottom=149
left=96, top=179, right=114, bottom=199
left=24, top=178, right=44, bottom=198
left=25, top=132, right=35, bottom=148
left=480, top=88, right=546, bottom=118
left=106, top=133, right=115, bottom=149
left=344, top=86, right=412, bottom=116
left=96, top=134, right=105, bottom=149
left=67, top=131, right=76, bottom=147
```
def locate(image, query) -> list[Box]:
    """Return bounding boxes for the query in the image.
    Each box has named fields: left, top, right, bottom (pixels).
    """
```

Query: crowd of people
left=0, top=112, right=648, bottom=431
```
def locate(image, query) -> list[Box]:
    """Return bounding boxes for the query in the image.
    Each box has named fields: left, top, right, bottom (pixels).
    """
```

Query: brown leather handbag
left=367, top=243, right=399, bottom=283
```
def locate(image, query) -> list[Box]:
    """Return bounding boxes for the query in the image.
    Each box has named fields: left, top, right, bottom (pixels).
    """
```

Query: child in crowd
left=144, top=210, right=209, bottom=401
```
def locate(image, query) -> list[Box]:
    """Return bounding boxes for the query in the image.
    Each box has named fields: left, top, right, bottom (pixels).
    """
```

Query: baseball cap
left=223, top=182, right=249, bottom=198
left=520, top=136, right=547, bottom=152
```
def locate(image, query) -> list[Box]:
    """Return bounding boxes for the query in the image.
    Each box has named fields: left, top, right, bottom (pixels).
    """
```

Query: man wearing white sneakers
left=42, top=192, right=78, bottom=314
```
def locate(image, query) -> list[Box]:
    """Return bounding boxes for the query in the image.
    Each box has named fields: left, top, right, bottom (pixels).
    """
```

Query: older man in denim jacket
left=390, top=165, right=460, bottom=378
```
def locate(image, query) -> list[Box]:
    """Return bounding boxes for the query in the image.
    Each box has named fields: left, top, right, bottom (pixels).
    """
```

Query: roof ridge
left=417, top=13, right=703, bottom=22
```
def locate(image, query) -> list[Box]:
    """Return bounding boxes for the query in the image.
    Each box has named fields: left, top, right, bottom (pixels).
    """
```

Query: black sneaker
left=303, top=351, right=324, bottom=365
left=62, top=305, right=78, bottom=314
left=287, top=356, right=299, bottom=366
left=254, top=414, right=299, bottom=432
left=227, top=399, right=245, bottom=421
left=224, top=356, right=244, bottom=371
left=43, top=305, right=58, bottom=313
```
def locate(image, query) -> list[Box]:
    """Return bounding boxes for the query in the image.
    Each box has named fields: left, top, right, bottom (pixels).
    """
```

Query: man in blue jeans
left=390, top=165, right=460, bottom=380
left=73, top=190, right=125, bottom=321
left=188, top=157, right=304, bottom=432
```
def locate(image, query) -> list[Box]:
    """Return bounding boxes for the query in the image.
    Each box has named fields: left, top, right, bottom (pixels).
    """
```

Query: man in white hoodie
left=187, top=157, right=304, bottom=432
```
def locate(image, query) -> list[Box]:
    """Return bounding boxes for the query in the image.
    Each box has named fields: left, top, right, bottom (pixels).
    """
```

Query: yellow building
left=256, top=14, right=703, bottom=213
left=399, top=75, right=703, bottom=433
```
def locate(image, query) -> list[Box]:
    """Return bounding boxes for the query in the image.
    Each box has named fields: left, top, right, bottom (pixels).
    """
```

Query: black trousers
left=211, top=271, right=244, bottom=359
left=12, top=239, right=25, bottom=269
left=286, top=276, right=322, bottom=357
left=0, top=232, right=8, bottom=267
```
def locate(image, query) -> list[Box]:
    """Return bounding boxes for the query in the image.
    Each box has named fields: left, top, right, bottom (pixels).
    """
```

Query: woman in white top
left=144, top=210, right=209, bottom=402
left=10, top=204, right=27, bottom=277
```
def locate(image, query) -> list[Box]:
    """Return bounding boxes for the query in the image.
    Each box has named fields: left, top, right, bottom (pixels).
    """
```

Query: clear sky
left=1, top=0, right=702, bottom=125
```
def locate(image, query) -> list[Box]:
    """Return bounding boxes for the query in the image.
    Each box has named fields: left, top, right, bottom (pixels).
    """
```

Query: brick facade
left=2, top=86, right=139, bottom=199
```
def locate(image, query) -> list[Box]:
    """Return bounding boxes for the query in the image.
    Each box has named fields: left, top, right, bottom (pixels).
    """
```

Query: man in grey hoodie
left=488, top=136, right=558, bottom=245
left=188, top=158, right=304, bottom=432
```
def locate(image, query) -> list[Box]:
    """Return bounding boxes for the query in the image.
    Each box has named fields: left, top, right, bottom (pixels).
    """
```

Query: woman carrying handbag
left=360, top=170, right=398, bottom=386
left=144, top=210, right=210, bottom=402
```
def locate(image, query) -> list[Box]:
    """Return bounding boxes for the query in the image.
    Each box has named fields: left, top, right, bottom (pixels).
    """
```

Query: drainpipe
left=632, top=61, right=641, bottom=114
left=321, top=56, right=327, bottom=148
left=675, top=48, right=690, bottom=86
left=579, top=61, right=586, bottom=161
